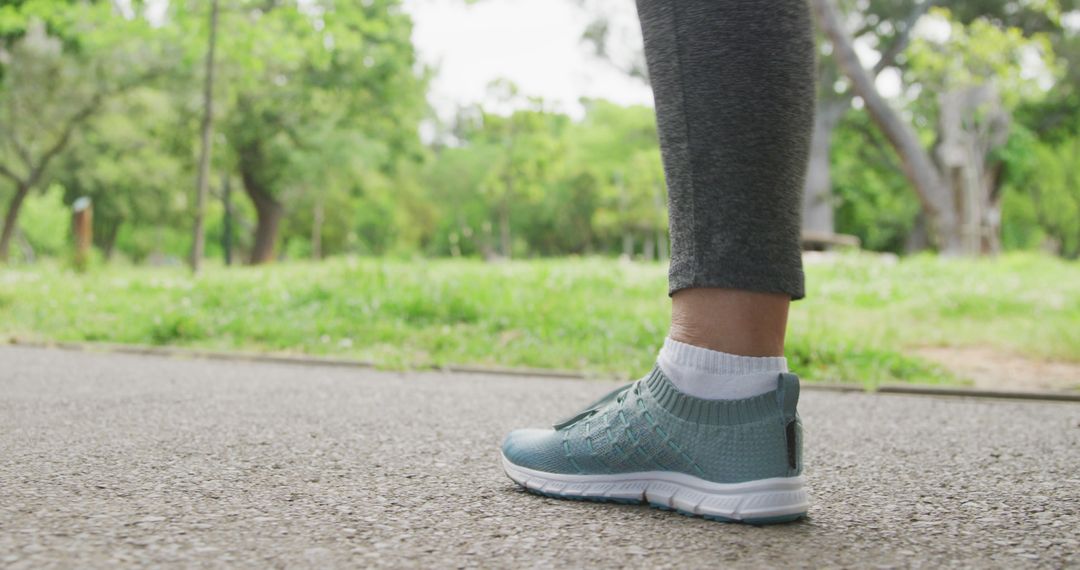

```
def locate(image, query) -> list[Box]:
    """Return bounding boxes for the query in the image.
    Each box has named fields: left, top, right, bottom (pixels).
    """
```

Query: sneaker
left=500, top=367, right=809, bottom=524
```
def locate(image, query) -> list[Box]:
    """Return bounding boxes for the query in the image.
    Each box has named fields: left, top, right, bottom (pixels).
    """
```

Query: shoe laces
left=553, top=379, right=640, bottom=430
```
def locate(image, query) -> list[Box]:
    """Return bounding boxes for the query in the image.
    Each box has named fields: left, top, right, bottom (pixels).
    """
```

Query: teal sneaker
left=500, top=367, right=809, bottom=524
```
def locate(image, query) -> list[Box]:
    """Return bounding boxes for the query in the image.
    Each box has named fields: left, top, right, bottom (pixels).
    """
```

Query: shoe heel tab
left=776, top=373, right=800, bottom=420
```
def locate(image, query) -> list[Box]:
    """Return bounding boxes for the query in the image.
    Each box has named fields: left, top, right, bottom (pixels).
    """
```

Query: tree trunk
left=935, top=86, right=1010, bottom=256
left=802, top=99, right=847, bottom=235
left=222, top=173, right=233, bottom=266
left=249, top=197, right=283, bottom=265
left=479, top=221, right=496, bottom=260
left=982, top=161, right=1006, bottom=255
left=15, top=228, right=34, bottom=263
left=0, top=184, right=31, bottom=263
left=312, top=194, right=324, bottom=260
left=643, top=236, right=655, bottom=261
left=237, top=136, right=285, bottom=265
left=905, top=211, right=931, bottom=253
left=190, top=0, right=220, bottom=274
left=982, top=196, right=1003, bottom=255
left=240, top=163, right=283, bottom=265
left=498, top=198, right=511, bottom=259
left=101, top=219, right=121, bottom=260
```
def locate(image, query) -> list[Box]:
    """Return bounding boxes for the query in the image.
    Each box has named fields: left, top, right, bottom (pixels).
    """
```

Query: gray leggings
left=636, top=0, right=815, bottom=300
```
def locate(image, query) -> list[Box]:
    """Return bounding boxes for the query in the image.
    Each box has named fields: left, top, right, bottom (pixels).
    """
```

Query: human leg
left=500, top=0, right=815, bottom=523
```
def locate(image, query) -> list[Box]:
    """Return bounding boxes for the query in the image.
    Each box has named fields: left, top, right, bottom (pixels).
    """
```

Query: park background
left=0, top=0, right=1078, bottom=392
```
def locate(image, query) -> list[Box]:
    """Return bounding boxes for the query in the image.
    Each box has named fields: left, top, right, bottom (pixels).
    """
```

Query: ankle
left=670, top=287, right=789, bottom=357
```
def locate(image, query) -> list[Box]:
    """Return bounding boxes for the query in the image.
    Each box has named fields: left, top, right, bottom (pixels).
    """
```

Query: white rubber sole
left=501, top=453, right=809, bottom=524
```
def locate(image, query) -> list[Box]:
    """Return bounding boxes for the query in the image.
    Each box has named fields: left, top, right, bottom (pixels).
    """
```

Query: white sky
left=402, top=0, right=653, bottom=120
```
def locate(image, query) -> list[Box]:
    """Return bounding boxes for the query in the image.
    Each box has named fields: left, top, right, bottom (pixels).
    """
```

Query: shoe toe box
left=501, top=428, right=579, bottom=474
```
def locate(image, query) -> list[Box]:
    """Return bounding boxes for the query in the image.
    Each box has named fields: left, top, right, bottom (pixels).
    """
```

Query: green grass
left=2, top=252, right=1077, bottom=388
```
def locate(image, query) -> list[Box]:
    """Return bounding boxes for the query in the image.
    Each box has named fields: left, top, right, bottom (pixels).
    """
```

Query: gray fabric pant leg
left=636, top=0, right=816, bottom=300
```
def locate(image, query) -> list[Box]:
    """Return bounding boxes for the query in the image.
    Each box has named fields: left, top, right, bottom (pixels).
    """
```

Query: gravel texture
left=1, top=345, right=1077, bottom=568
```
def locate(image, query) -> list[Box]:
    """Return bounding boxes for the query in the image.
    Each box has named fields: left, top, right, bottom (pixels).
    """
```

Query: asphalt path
left=1, top=346, right=1077, bottom=568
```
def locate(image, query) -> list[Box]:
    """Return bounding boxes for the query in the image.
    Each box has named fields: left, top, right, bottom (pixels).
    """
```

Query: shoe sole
left=501, top=453, right=809, bottom=525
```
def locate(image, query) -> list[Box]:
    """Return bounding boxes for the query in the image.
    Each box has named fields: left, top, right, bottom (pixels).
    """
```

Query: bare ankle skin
left=669, top=288, right=790, bottom=357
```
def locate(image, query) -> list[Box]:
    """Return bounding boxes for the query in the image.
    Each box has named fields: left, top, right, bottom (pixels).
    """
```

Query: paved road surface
left=1, top=346, right=1077, bottom=568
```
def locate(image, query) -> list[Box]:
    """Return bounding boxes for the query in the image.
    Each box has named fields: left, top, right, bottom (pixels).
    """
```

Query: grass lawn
left=1, top=252, right=1077, bottom=388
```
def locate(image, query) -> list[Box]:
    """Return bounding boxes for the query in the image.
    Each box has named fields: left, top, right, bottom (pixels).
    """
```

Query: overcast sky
left=402, top=0, right=653, bottom=120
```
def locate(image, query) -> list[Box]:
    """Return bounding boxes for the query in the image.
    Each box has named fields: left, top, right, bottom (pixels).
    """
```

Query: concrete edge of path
left=6, top=337, right=1080, bottom=403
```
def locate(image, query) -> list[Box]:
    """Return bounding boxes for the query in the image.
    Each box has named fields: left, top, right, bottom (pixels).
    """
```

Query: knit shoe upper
left=501, top=366, right=803, bottom=484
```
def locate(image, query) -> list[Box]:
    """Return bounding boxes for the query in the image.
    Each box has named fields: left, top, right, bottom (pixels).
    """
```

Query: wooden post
left=72, top=197, right=92, bottom=270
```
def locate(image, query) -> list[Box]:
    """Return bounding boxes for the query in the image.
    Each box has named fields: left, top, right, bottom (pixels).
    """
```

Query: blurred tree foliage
left=0, top=0, right=167, bottom=261
left=56, top=88, right=187, bottom=260
left=425, top=95, right=662, bottom=259
left=203, top=0, right=428, bottom=263
left=0, top=0, right=1077, bottom=264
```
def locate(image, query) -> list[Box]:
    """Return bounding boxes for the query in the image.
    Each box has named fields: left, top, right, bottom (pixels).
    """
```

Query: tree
left=1028, top=136, right=1080, bottom=257
left=803, top=0, right=937, bottom=236
left=830, top=108, right=922, bottom=252
left=423, top=114, right=503, bottom=258
left=811, top=0, right=1054, bottom=254
left=0, top=5, right=162, bottom=262
left=998, top=122, right=1080, bottom=257
left=569, top=100, right=665, bottom=259
left=280, top=129, right=397, bottom=258
left=422, top=97, right=668, bottom=259
left=54, top=88, right=187, bottom=260
left=0, top=21, right=109, bottom=261
left=199, top=0, right=427, bottom=264
left=460, top=81, right=568, bottom=259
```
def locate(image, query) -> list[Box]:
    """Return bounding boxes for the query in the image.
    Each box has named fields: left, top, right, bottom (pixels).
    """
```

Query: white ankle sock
left=657, top=337, right=787, bottom=400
